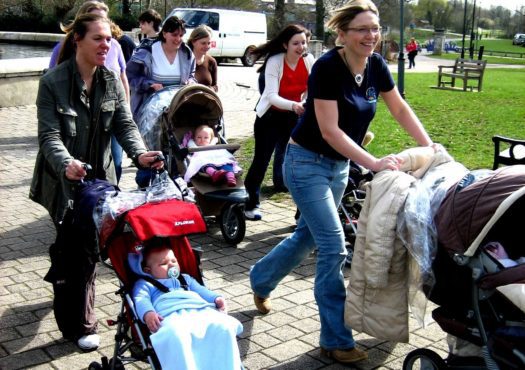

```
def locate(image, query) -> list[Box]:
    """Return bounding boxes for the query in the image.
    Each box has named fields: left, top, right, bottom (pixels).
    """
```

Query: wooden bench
left=492, top=135, right=525, bottom=169
left=436, top=58, right=487, bottom=92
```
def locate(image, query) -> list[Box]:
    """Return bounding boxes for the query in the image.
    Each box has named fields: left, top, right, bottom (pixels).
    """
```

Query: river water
left=0, top=43, right=54, bottom=59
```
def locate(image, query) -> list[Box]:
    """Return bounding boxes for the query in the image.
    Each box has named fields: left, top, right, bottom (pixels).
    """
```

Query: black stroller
left=137, top=84, right=248, bottom=245
left=338, top=162, right=372, bottom=267
left=403, top=165, right=525, bottom=370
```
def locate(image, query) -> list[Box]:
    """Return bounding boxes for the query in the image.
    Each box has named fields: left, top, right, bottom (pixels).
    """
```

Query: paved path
left=1, top=58, right=462, bottom=370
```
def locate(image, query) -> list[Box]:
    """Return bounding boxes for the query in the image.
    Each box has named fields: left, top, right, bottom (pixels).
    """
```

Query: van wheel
left=241, top=47, right=256, bottom=67
left=220, top=205, right=245, bottom=245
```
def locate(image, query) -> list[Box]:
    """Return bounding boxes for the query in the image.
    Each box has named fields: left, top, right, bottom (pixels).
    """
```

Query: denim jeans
left=111, top=135, right=123, bottom=183
left=250, top=143, right=355, bottom=350
left=244, top=110, right=297, bottom=209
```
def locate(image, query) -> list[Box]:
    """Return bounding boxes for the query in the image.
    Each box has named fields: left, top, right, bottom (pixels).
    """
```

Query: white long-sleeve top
left=255, top=52, right=315, bottom=118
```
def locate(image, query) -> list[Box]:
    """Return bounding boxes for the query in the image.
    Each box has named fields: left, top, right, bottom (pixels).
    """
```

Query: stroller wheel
left=88, top=362, right=103, bottom=370
left=220, top=205, right=246, bottom=245
left=403, top=349, right=447, bottom=370
left=109, top=358, right=125, bottom=370
left=345, top=244, right=354, bottom=267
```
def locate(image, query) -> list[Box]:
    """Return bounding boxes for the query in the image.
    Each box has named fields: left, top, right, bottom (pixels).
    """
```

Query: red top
left=274, top=57, right=308, bottom=110
left=406, top=41, right=418, bottom=53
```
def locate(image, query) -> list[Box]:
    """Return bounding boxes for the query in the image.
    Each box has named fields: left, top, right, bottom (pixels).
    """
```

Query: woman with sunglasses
left=249, top=0, right=435, bottom=365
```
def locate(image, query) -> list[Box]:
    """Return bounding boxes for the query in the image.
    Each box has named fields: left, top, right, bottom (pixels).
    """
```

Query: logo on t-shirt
left=365, top=87, right=377, bottom=103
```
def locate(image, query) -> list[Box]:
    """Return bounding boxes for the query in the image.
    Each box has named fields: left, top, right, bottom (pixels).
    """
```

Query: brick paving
left=0, top=63, right=451, bottom=370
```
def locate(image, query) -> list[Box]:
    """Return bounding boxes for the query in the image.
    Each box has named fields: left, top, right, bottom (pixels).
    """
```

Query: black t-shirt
left=118, top=35, right=137, bottom=63
left=292, top=48, right=395, bottom=160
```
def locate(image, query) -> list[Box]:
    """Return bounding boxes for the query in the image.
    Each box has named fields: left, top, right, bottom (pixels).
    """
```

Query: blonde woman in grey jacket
left=244, top=24, right=314, bottom=220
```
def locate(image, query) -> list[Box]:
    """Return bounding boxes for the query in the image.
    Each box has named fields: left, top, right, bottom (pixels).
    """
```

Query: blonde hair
left=188, top=25, right=213, bottom=50
left=195, top=125, right=215, bottom=141
left=60, top=1, right=109, bottom=33
left=326, top=0, right=379, bottom=32
left=75, top=1, right=109, bottom=18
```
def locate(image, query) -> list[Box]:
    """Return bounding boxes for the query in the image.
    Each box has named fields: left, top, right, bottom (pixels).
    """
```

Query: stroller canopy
left=166, top=84, right=223, bottom=129
left=436, top=165, right=525, bottom=257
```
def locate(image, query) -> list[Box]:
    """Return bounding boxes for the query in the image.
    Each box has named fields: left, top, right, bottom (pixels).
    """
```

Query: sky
left=473, top=0, right=525, bottom=11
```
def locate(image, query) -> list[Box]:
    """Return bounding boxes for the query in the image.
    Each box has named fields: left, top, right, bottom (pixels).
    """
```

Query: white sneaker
left=244, top=208, right=262, bottom=221
left=77, top=334, right=100, bottom=350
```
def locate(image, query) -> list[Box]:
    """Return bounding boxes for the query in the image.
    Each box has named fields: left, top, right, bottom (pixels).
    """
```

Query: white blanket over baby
left=150, top=290, right=243, bottom=370
left=183, top=149, right=241, bottom=183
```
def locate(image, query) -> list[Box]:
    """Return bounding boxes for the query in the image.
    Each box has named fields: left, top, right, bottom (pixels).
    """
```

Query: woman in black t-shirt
left=249, top=0, right=436, bottom=365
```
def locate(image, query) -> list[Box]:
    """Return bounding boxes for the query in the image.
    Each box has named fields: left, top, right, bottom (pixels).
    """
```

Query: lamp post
left=469, top=0, right=477, bottom=59
left=398, top=0, right=406, bottom=98
left=461, top=0, right=468, bottom=58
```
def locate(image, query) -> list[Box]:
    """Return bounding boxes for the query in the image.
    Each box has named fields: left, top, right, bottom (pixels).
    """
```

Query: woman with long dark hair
left=244, top=24, right=314, bottom=220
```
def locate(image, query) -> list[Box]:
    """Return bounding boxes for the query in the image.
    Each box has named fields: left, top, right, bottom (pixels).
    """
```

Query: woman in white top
left=244, top=24, right=315, bottom=220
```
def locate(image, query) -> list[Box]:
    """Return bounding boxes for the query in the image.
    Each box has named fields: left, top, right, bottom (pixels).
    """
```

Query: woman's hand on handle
left=65, top=159, right=88, bottom=181
left=138, top=151, right=165, bottom=170
left=372, top=154, right=404, bottom=172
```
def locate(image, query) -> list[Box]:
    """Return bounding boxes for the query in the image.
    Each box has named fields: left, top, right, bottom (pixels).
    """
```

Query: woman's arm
left=380, top=87, right=433, bottom=147
left=126, top=50, right=156, bottom=93
left=210, top=56, right=218, bottom=91
left=120, top=71, right=130, bottom=102
left=36, top=78, right=73, bottom=177
left=315, top=99, right=403, bottom=172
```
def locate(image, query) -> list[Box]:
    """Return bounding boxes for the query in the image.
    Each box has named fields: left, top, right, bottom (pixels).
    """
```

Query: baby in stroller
left=128, top=237, right=243, bottom=370
left=183, top=124, right=242, bottom=187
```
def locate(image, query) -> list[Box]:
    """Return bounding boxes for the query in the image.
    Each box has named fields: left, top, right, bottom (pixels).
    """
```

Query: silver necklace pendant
left=354, top=73, right=363, bottom=86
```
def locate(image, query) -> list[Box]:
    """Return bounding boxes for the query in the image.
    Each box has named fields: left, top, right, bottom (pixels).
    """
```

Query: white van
left=166, top=8, right=267, bottom=66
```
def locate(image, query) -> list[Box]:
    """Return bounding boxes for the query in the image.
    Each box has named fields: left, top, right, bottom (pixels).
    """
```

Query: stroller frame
left=403, top=167, right=525, bottom=370
left=161, top=85, right=249, bottom=245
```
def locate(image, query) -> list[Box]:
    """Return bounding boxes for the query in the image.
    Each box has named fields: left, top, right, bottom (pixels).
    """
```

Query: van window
left=171, top=9, right=220, bottom=31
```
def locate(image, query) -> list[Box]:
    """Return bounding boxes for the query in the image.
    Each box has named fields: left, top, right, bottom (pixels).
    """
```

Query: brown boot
left=253, top=294, right=271, bottom=314
left=320, top=347, right=368, bottom=364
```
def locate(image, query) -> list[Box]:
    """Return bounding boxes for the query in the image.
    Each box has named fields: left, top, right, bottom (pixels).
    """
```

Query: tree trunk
left=122, top=0, right=131, bottom=15
left=275, top=0, right=285, bottom=33
left=316, top=0, right=325, bottom=41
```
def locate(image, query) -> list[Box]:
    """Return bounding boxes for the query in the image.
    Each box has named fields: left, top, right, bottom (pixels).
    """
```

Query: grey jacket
left=126, top=41, right=196, bottom=120
left=29, top=57, right=147, bottom=223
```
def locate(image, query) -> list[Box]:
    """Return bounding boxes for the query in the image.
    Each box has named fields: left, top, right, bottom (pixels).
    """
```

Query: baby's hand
left=144, top=311, right=163, bottom=333
left=215, top=297, right=227, bottom=313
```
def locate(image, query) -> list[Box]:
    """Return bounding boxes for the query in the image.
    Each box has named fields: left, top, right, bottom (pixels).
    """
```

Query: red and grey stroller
left=88, top=193, right=207, bottom=370
left=403, top=165, right=525, bottom=370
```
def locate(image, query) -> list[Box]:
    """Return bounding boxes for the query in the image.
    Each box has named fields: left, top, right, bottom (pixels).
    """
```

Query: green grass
left=236, top=68, right=525, bottom=193
left=427, top=38, right=525, bottom=64
left=372, top=69, right=525, bottom=169
left=428, top=53, right=525, bottom=65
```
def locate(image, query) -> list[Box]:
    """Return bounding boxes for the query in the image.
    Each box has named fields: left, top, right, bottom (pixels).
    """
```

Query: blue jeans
left=244, top=110, right=297, bottom=209
left=250, top=143, right=355, bottom=350
left=111, top=135, right=123, bottom=183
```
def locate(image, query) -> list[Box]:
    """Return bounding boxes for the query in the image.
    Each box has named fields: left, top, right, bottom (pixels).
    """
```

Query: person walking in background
left=406, top=37, right=418, bottom=69
left=249, top=0, right=436, bottom=364
left=138, top=9, right=162, bottom=48
left=31, top=13, right=164, bottom=351
left=243, top=24, right=314, bottom=221
left=49, top=0, right=130, bottom=184
left=188, top=25, right=218, bottom=92
left=114, top=22, right=136, bottom=62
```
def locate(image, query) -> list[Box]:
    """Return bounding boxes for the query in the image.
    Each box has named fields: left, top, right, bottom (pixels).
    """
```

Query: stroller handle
left=188, top=144, right=240, bottom=153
